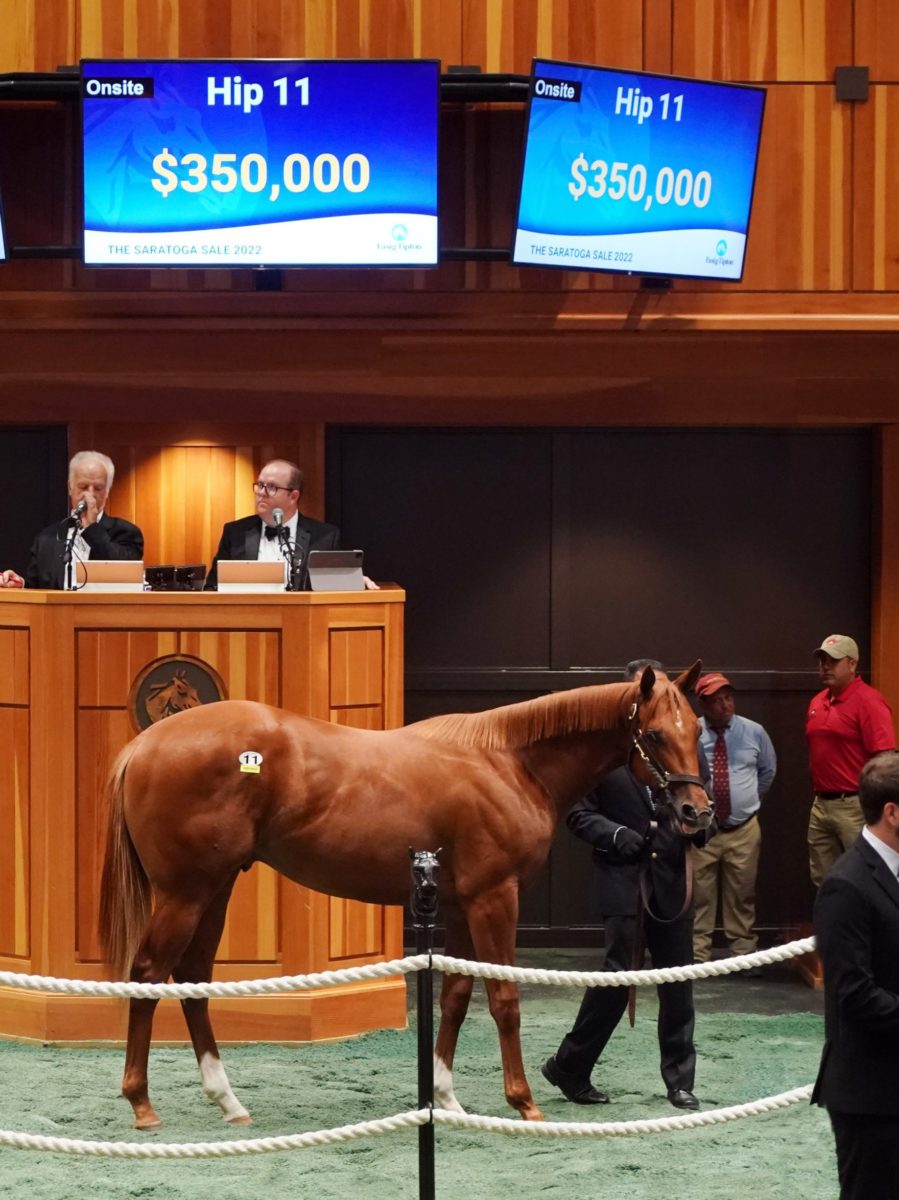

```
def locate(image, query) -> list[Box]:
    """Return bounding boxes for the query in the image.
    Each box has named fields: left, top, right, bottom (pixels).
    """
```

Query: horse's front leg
left=433, top=911, right=475, bottom=1113
left=465, top=883, right=543, bottom=1121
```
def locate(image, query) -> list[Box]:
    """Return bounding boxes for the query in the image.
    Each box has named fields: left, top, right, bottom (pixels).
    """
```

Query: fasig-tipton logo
left=82, top=75, right=155, bottom=99
left=532, top=76, right=582, bottom=103
left=377, top=222, right=423, bottom=253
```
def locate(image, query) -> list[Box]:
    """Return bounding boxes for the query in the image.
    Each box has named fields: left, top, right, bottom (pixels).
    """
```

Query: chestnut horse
left=99, top=662, right=709, bottom=1129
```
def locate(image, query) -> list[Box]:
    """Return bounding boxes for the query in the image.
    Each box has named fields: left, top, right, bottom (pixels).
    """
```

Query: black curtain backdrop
left=0, top=427, right=68, bottom=579
left=327, top=427, right=872, bottom=944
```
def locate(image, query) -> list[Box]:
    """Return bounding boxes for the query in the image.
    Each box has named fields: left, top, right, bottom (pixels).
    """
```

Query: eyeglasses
left=252, top=481, right=292, bottom=497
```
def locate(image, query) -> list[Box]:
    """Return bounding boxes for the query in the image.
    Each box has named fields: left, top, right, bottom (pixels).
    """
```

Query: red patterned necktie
left=712, top=731, right=731, bottom=825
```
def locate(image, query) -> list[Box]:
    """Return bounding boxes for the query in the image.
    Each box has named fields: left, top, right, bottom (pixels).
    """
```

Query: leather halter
left=626, top=701, right=705, bottom=795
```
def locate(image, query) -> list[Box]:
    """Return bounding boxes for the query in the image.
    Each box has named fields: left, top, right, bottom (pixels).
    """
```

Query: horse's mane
left=410, top=681, right=636, bottom=750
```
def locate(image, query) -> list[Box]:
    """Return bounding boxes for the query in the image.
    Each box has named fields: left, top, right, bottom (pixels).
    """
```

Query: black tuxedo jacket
left=812, top=833, right=899, bottom=1115
left=567, top=766, right=691, bottom=920
left=25, top=514, right=144, bottom=590
left=205, top=512, right=340, bottom=590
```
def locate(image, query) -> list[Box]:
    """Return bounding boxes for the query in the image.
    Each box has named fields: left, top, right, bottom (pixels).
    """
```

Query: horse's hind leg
left=123, top=893, right=210, bottom=1129
left=433, top=911, right=475, bottom=1112
left=173, top=873, right=251, bottom=1124
left=466, top=884, right=543, bottom=1121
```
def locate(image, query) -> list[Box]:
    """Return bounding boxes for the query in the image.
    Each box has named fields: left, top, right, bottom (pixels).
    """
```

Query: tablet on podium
left=216, top=560, right=286, bottom=593
left=75, top=560, right=145, bottom=592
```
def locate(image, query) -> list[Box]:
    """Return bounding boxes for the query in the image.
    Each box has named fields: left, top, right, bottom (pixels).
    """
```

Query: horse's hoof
left=520, top=1106, right=545, bottom=1122
left=225, top=1113, right=253, bottom=1125
left=133, top=1114, right=163, bottom=1131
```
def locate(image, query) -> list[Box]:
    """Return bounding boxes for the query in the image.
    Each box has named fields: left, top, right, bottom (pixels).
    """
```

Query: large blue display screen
left=512, top=60, right=766, bottom=281
left=81, top=59, right=439, bottom=267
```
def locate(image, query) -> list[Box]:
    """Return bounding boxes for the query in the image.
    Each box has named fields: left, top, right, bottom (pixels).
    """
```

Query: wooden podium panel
left=0, top=588, right=406, bottom=1043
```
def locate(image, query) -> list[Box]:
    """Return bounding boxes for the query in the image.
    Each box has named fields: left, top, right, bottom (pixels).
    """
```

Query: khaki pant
left=692, top=815, right=762, bottom=962
left=808, top=794, right=864, bottom=887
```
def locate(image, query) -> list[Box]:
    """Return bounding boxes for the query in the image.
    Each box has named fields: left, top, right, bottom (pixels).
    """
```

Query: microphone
left=69, top=498, right=87, bottom=522
left=272, top=507, right=290, bottom=541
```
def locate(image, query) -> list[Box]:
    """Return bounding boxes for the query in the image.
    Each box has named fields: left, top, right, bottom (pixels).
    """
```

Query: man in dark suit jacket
left=205, top=458, right=339, bottom=591
left=25, top=450, right=143, bottom=589
left=812, top=749, right=899, bottom=1200
left=542, top=659, right=707, bottom=1112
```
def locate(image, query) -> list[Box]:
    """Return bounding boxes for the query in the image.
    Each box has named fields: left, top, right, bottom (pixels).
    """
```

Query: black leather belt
left=719, top=813, right=757, bottom=832
left=816, top=791, right=858, bottom=800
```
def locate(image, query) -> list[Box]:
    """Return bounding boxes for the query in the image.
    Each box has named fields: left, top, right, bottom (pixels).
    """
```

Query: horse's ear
left=674, top=660, right=702, bottom=694
left=639, top=665, right=656, bottom=701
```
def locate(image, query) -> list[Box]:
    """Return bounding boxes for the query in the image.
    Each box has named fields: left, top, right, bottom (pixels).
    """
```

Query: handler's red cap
left=695, top=672, right=733, bottom=698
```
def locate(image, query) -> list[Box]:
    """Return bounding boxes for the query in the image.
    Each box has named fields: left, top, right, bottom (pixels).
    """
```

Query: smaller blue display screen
left=81, top=59, right=440, bottom=267
left=512, top=59, right=766, bottom=281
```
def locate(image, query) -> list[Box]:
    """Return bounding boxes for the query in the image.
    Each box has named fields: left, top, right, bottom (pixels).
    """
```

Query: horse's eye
left=646, top=729, right=664, bottom=745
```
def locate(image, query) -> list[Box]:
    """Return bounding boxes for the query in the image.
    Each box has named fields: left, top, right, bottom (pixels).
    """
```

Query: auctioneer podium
left=0, top=587, right=406, bottom=1043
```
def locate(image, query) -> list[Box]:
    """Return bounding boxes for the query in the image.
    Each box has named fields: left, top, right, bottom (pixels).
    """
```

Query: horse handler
left=542, top=659, right=711, bottom=1112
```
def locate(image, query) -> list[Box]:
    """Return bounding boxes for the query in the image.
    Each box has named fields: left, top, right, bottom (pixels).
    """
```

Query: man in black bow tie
left=205, top=459, right=339, bottom=591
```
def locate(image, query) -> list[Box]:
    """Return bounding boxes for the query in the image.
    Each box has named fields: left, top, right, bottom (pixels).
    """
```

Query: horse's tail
left=99, top=740, right=151, bottom=980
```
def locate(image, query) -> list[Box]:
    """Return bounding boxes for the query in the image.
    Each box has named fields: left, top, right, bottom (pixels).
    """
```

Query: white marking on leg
left=433, top=1054, right=466, bottom=1113
left=199, top=1051, right=251, bottom=1123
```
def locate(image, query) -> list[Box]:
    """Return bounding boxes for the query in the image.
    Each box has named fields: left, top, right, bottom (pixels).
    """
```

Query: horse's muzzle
left=663, top=780, right=714, bottom=836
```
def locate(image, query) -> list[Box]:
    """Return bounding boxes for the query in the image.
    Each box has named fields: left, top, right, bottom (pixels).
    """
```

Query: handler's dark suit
left=812, top=832, right=899, bottom=1200
left=205, top=512, right=339, bottom=591
left=553, top=766, right=697, bottom=1097
left=25, top=514, right=143, bottom=589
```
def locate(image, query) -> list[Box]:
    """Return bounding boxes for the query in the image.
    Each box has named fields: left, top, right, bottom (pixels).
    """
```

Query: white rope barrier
left=0, top=1110, right=432, bottom=1157
left=0, top=939, right=821, bottom=1159
left=0, top=938, right=816, bottom=999
left=433, top=939, right=817, bottom=987
left=433, top=1085, right=815, bottom=1137
left=0, top=956, right=431, bottom=999
left=0, top=1087, right=815, bottom=1157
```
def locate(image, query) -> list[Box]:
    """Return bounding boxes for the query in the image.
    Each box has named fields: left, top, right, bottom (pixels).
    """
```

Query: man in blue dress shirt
left=693, top=672, right=777, bottom=971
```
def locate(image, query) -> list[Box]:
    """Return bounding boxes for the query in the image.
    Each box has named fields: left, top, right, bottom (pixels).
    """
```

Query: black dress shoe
left=667, top=1088, right=700, bottom=1110
left=541, top=1055, right=609, bottom=1105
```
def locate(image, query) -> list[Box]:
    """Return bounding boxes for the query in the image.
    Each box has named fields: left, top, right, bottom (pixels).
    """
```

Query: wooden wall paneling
left=856, top=0, right=899, bottom=82
left=461, top=0, right=645, bottom=75
left=737, top=84, right=850, bottom=291
left=672, top=0, right=851, bottom=82
left=644, top=0, right=673, bottom=75
left=177, top=629, right=281, bottom=703
left=29, top=602, right=76, bottom=974
left=1, top=1, right=76, bottom=73
left=329, top=627, right=384, bottom=708
left=329, top=897, right=385, bottom=960
left=70, top=0, right=461, bottom=63
left=0, top=707, right=29, bottom=960
left=75, top=706, right=132, bottom=962
left=76, top=629, right=177, bottom=706
left=851, top=85, right=899, bottom=292
left=0, top=627, right=29, bottom=705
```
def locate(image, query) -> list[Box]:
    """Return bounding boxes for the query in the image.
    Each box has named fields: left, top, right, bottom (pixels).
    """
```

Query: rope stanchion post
left=409, top=848, right=441, bottom=1200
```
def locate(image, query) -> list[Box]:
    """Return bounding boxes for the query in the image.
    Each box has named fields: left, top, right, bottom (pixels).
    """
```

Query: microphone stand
left=62, top=511, right=81, bottom=590
left=276, top=527, right=302, bottom=592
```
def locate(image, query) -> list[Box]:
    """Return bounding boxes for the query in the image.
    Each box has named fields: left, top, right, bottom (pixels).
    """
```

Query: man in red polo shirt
left=806, top=634, right=896, bottom=885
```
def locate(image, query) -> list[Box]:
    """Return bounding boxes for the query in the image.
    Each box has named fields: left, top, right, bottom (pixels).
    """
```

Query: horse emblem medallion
left=128, top=654, right=228, bottom=732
